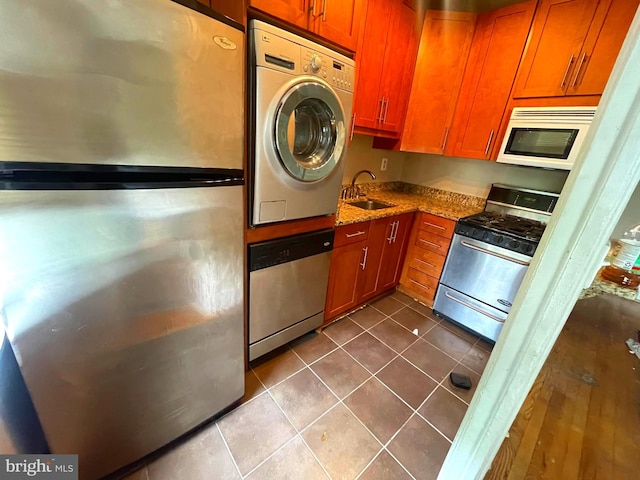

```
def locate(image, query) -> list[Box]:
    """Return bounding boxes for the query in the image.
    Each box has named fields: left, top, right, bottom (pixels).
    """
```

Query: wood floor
left=486, top=294, right=640, bottom=480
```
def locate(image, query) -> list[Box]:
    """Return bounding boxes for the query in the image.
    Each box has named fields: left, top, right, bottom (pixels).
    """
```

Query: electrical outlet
left=381, top=157, right=388, bottom=171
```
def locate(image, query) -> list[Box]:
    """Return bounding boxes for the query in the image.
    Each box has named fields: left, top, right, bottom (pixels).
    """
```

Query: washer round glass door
left=274, top=81, right=346, bottom=182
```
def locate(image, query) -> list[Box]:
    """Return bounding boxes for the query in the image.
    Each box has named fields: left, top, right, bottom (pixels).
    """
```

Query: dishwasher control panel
left=249, top=229, right=335, bottom=271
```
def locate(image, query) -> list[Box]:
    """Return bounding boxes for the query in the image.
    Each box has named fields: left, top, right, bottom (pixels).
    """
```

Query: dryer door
left=274, top=81, right=346, bottom=182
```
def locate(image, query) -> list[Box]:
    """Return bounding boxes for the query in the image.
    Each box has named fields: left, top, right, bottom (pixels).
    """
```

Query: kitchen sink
left=348, top=199, right=394, bottom=210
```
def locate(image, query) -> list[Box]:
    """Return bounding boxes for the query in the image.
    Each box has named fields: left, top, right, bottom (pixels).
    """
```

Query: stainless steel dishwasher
left=249, top=229, right=334, bottom=360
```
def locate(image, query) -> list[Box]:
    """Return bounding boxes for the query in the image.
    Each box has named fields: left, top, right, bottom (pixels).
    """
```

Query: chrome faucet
left=342, top=170, right=376, bottom=200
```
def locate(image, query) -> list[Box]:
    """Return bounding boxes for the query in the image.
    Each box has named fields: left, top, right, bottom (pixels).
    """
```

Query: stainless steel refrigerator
left=0, top=0, right=245, bottom=478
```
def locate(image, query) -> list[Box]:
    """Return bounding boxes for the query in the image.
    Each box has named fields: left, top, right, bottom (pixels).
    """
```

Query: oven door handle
left=460, top=240, right=530, bottom=266
left=445, top=291, right=506, bottom=323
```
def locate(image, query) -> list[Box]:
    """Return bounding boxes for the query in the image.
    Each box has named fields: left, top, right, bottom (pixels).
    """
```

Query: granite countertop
left=580, top=271, right=639, bottom=302
left=335, top=182, right=485, bottom=225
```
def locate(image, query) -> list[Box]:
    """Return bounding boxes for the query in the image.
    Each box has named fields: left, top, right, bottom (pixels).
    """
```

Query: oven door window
left=504, top=128, right=579, bottom=159
left=274, top=81, right=346, bottom=182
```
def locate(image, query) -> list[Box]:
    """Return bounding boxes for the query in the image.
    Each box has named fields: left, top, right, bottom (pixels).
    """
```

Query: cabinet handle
left=392, top=221, right=399, bottom=243
left=350, top=112, right=356, bottom=141
left=423, top=221, right=445, bottom=230
left=387, top=222, right=395, bottom=244
left=419, top=239, right=441, bottom=249
left=560, top=54, right=575, bottom=88
left=570, top=52, right=588, bottom=88
left=360, top=246, right=368, bottom=270
left=415, top=258, right=436, bottom=269
left=441, top=127, right=449, bottom=151
left=310, top=0, right=317, bottom=16
left=382, top=98, right=390, bottom=123
left=321, top=0, right=327, bottom=21
left=409, top=279, right=429, bottom=290
left=345, top=230, right=366, bottom=238
left=484, top=129, right=495, bottom=156
left=377, top=97, right=384, bottom=122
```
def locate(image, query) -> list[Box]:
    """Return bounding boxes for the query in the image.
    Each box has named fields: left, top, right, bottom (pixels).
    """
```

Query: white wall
left=401, top=153, right=569, bottom=197
left=342, top=135, right=405, bottom=184
left=611, top=181, right=640, bottom=238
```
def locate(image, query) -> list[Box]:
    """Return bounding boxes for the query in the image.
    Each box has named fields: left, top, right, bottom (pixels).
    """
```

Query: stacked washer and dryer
left=247, top=21, right=355, bottom=360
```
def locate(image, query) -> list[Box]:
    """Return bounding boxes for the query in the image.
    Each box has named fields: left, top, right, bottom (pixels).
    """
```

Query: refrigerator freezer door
left=0, top=0, right=244, bottom=170
left=0, top=185, right=244, bottom=478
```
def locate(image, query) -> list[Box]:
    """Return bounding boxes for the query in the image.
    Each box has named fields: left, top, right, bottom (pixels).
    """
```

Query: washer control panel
left=302, top=49, right=354, bottom=92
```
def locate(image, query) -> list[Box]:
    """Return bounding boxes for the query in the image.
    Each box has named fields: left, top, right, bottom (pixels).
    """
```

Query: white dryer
left=249, top=20, right=355, bottom=226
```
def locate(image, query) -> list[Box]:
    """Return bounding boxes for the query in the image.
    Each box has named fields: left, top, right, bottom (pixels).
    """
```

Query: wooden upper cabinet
left=211, top=0, right=246, bottom=25
left=400, top=11, right=476, bottom=154
left=376, top=1, right=422, bottom=134
left=512, top=0, right=599, bottom=98
left=249, top=0, right=309, bottom=30
left=449, top=1, right=536, bottom=160
left=353, top=0, right=393, bottom=131
left=310, top=0, right=364, bottom=51
left=353, top=0, right=420, bottom=136
left=566, top=0, right=639, bottom=96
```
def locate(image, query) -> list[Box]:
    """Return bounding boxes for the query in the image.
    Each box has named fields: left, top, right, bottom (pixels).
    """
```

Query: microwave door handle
left=460, top=240, right=531, bottom=266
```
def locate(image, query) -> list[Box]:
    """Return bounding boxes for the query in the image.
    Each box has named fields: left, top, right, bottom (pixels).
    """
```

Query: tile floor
left=123, top=291, right=492, bottom=480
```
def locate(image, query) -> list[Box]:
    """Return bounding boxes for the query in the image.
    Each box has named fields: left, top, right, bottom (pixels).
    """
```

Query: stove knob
left=495, top=235, right=504, bottom=245
left=482, top=231, right=489, bottom=240
left=509, top=239, right=520, bottom=250
left=472, top=229, right=483, bottom=239
left=526, top=243, right=535, bottom=254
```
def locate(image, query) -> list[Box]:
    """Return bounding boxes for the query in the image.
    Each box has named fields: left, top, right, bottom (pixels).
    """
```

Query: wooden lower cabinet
left=324, top=212, right=414, bottom=323
left=400, top=212, right=456, bottom=306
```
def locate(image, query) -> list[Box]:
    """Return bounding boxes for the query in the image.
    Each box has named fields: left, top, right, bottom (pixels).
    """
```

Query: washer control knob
left=310, top=54, right=322, bottom=72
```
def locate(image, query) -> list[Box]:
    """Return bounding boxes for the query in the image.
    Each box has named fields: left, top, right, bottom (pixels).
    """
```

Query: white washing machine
left=249, top=20, right=355, bottom=226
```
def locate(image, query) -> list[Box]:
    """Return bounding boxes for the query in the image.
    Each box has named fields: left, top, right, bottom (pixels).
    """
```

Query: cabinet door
left=353, top=0, right=392, bottom=131
left=449, top=1, right=536, bottom=159
left=250, top=0, right=309, bottom=30
left=377, top=213, right=414, bottom=292
left=311, top=0, right=364, bottom=51
left=359, top=217, right=390, bottom=301
left=567, top=0, right=639, bottom=96
left=512, top=0, right=599, bottom=99
left=400, top=11, right=476, bottom=154
left=324, top=240, right=366, bottom=321
left=377, top=0, right=422, bottom=134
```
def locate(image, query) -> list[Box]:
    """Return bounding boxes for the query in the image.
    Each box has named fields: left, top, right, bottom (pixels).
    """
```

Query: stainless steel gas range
left=433, top=184, right=560, bottom=343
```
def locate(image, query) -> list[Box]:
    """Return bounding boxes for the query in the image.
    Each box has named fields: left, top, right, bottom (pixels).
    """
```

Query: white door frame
left=438, top=11, right=640, bottom=480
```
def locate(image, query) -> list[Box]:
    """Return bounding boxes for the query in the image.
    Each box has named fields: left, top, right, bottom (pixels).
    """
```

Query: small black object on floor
left=449, top=372, right=472, bottom=390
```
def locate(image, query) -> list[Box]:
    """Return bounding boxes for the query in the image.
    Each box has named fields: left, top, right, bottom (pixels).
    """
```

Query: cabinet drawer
left=334, top=222, right=370, bottom=248
left=418, top=213, right=456, bottom=238
left=405, top=268, right=439, bottom=301
left=415, top=230, right=451, bottom=254
left=409, top=248, right=446, bottom=278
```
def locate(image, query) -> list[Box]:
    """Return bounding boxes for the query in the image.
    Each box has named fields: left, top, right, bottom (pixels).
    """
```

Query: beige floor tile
left=217, top=394, right=296, bottom=475
left=270, top=368, right=338, bottom=430
left=391, top=307, right=438, bottom=336
left=251, top=348, right=306, bottom=389
left=311, top=349, right=371, bottom=399
left=302, top=404, right=380, bottom=479
left=147, top=425, right=239, bottom=480
left=402, top=338, right=458, bottom=382
left=387, top=414, right=451, bottom=480
left=290, top=332, right=338, bottom=365
left=418, top=387, right=468, bottom=441
left=358, top=450, right=412, bottom=480
left=245, top=436, right=328, bottom=480
left=342, top=331, right=396, bottom=374
left=376, top=357, right=438, bottom=409
left=369, top=319, right=420, bottom=353
left=344, top=378, right=412, bottom=443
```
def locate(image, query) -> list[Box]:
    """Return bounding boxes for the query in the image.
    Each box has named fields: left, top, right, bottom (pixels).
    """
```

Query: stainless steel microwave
left=497, top=106, right=597, bottom=170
